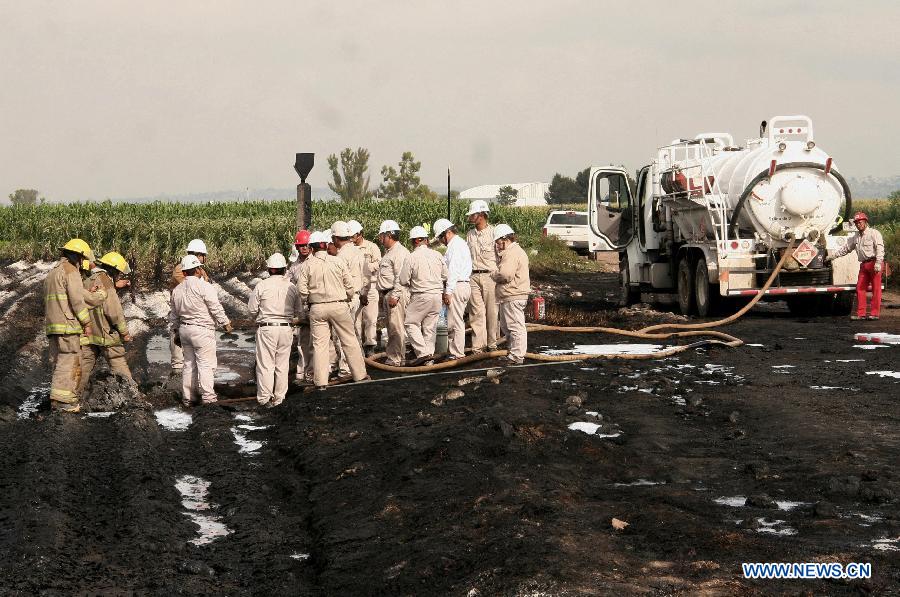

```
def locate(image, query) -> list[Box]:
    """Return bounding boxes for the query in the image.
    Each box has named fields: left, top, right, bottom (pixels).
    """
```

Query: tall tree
left=545, top=174, right=581, bottom=204
left=574, top=167, right=590, bottom=199
left=327, top=148, right=373, bottom=202
left=496, top=185, right=518, bottom=206
left=379, top=151, right=426, bottom=199
left=8, top=188, right=40, bottom=206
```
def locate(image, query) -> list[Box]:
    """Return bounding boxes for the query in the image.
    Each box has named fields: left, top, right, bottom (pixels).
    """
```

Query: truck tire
left=694, top=257, right=720, bottom=317
left=619, top=254, right=639, bottom=307
left=677, top=257, right=695, bottom=315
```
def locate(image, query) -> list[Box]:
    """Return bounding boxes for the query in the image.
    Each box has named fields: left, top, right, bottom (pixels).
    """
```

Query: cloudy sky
left=1, top=0, right=898, bottom=201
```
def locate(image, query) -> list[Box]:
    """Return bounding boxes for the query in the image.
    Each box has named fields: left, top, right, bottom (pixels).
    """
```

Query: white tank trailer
left=587, top=115, right=860, bottom=316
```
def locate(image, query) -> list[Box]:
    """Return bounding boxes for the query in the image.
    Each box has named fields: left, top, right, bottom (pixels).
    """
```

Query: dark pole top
left=295, top=153, right=315, bottom=183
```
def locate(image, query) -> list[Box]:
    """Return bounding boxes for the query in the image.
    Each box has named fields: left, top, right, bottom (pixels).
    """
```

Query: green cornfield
left=0, top=199, right=573, bottom=283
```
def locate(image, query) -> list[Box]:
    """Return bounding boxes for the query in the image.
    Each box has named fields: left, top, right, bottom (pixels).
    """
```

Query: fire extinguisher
left=532, top=289, right=545, bottom=320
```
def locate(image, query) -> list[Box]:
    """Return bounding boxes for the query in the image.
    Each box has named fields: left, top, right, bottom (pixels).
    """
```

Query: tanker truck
left=588, top=115, right=863, bottom=316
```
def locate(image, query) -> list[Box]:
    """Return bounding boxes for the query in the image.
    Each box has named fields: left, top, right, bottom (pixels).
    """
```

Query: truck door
left=588, top=167, right=635, bottom=251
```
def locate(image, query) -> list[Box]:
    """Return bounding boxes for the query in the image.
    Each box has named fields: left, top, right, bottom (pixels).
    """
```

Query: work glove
left=875, top=262, right=882, bottom=273
left=224, top=323, right=234, bottom=333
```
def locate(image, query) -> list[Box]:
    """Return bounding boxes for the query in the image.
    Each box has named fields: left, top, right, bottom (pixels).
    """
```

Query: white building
left=459, top=182, right=549, bottom=207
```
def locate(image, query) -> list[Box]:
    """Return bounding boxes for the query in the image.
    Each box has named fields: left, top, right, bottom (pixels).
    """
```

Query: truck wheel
left=619, top=254, right=639, bottom=307
left=694, top=257, right=720, bottom=317
left=677, top=258, right=695, bottom=315
left=831, top=292, right=853, bottom=316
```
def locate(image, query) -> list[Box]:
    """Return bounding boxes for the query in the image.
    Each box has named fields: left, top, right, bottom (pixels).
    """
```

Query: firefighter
left=287, top=230, right=314, bottom=383
left=827, top=211, right=886, bottom=320
left=77, top=251, right=134, bottom=395
left=297, top=232, right=368, bottom=388
left=168, top=239, right=210, bottom=374
left=491, top=224, right=530, bottom=365
left=399, top=225, right=447, bottom=361
left=465, top=200, right=500, bottom=353
left=376, top=220, right=410, bottom=366
left=44, top=239, right=97, bottom=412
left=169, top=255, right=232, bottom=406
left=331, top=221, right=366, bottom=376
left=433, top=218, right=472, bottom=360
left=348, top=220, right=381, bottom=356
left=249, top=253, right=302, bottom=407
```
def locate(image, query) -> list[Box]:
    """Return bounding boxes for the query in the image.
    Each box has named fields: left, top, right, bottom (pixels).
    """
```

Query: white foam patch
left=215, top=368, right=241, bottom=382
left=146, top=334, right=171, bottom=364
left=613, top=479, right=663, bottom=487
left=175, top=475, right=232, bottom=546
left=231, top=414, right=268, bottom=456
left=809, top=386, right=850, bottom=390
left=543, top=343, right=665, bottom=356
left=714, top=496, right=746, bottom=508
left=85, top=412, right=115, bottom=418
left=290, top=553, right=311, bottom=561
left=584, top=411, right=600, bottom=417
left=747, top=343, right=764, bottom=347
left=854, top=345, right=889, bottom=350
left=872, top=537, right=900, bottom=552
left=756, top=518, right=797, bottom=536
left=17, top=382, right=49, bottom=419
left=776, top=500, right=810, bottom=511
left=568, top=422, right=600, bottom=434
left=837, top=359, right=864, bottom=362
left=772, top=365, right=795, bottom=369
left=866, top=371, right=900, bottom=379
left=155, top=407, right=193, bottom=431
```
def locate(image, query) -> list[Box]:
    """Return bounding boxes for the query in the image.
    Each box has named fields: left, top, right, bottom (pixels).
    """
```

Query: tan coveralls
left=168, top=263, right=210, bottom=371
left=399, top=244, right=447, bottom=358
left=333, top=242, right=365, bottom=375
left=169, top=275, right=230, bottom=405
left=249, top=274, right=302, bottom=406
left=467, top=224, right=500, bottom=351
left=377, top=242, right=410, bottom=365
left=492, top=241, right=531, bottom=363
left=297, top=251, right=367, bottom=387
left=287, top=258, right=313, bottom=381
left=356, top=239, right=382, bottom=349
left=44, top=259, right=96, bottom=410
left=78, top=269, right=132, bottom=395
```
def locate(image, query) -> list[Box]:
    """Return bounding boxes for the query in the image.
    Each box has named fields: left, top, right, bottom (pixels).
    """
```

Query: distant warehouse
left=459, top=182, right=549, bottom=207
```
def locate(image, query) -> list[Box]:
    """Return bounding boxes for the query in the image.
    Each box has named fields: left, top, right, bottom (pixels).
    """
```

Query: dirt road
left=1, top=259, right=898, bottom=594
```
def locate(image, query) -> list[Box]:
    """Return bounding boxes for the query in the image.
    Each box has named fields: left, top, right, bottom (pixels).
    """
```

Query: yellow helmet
left=60, top=238, right=92, bottom=258
left=99, top=251, right=131, bottom=275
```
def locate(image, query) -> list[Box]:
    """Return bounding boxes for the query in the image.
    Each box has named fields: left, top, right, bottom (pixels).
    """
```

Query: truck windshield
left=548, top=212, right=586, bottom=226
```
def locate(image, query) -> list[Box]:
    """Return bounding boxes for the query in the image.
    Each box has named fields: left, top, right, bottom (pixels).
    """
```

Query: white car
left=542, top=210, right=589, bottom=252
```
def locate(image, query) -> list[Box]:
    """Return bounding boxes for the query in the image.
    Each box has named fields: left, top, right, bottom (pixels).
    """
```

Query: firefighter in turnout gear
left=44, top=239, right=97, bottom=412
left=77, top=252, right=134, bottom=395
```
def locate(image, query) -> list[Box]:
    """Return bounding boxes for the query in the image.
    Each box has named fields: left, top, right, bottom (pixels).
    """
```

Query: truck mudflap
left=728, top=285, right=856, bottom=297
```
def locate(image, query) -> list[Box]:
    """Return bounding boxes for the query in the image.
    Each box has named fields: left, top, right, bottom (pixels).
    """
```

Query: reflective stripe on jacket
left=44, top=260, right=96, bottom=336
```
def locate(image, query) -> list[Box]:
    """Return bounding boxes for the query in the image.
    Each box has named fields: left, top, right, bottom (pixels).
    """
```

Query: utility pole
left=447, top=166, right=451, bottom=220
left=294, top=153, right=314, bottom=230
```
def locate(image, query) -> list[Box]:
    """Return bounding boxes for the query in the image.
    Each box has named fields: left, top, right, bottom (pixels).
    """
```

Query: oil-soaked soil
left=1, top=258, right=899, bottom=595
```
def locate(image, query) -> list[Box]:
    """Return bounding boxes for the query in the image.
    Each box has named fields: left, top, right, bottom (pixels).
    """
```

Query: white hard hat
left=379, top=220, right=401, bottom=234
left=408, top=225, right=429, bottom=240
left=493, top=223, right=515, bottom=242
left=266, top=252, right=288, bottom=269
left=309, top=231, right=325, bottom=245
left=181, top=255, right=203, bottom=271
left=187, top=239, right=208, bottom=254
left=466, top=199, right=491, bottom=216
left=346, top=220, right=363, bottom=235
left=331, top=221, right=352, bottom=238
left=432, top=218, right=454, bottom=238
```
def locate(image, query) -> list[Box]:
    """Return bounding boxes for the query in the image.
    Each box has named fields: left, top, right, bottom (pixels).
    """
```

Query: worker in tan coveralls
left=399, top=226, right=447, bottom=361
left=331, top=221, right=366, bottom=377
left=249, top=253, right=302, bottom=407
left=78, top=251, right=134, bottom=395
left=287, top=229, right=314, bottom=383
left=433, top=218, right=472, bottom=360
left=466, top=200, right=500, bottom=353
left=169, top=255, right=232, bottom=406
left=168, top=238, right=210, bottom=374
left=44, top=239, right=98, bottom=412
left=348, top=219, right=381, bottom=357
left=491, top=224, right=531, bottom=365
left=297, top=232, right=368, bottom=388
left=376, top=220, right=411, bottom=366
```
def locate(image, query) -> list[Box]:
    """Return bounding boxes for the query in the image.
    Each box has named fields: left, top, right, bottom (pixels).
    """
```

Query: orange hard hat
left=853, top=212, right=868, bottom=222
left=294, top=230, right=311, bottom=245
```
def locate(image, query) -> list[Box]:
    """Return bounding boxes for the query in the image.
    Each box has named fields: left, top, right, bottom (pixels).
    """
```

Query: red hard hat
left=853, top=212, right=868, bottom=222
left=294, top=230, right=311, bottom=245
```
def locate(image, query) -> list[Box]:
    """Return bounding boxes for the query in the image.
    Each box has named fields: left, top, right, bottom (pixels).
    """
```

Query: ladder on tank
left=696, top=139, right=729, bottom=245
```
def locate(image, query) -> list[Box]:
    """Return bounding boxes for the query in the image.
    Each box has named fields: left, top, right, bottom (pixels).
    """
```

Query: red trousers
left=856, top=260, right=882, bottom=317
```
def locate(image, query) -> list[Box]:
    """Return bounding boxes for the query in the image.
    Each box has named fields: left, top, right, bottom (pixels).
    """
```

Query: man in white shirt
left=827, top=211, right=887, bottom=320
left=433, top=218, right=472, bottom=360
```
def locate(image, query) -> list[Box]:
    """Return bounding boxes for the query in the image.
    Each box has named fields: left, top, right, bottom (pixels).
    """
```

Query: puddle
left=155, top=407, right=193, bottom=432
left=866, top=371, right=900, bottom=379
left=542, top=344, right=665, bottom=356
left=756, top=518, right=797, bottom=536
left=613, top=479, right=663, bottom=487
left=854, top=333, right=900, bottom=345
left=17, top=383, right=49, bottom=419
left=146, top=334, right=171, bottom=365
left=714, top=496, right=747, bottom=508
left=231, top=414, right=269, bottom=456
left=175, top=475, right=232, bottom=546
left=871, top=536, right=899, bottom=552
left=853, top=345, right=888, bottom=350
left=219, top=333, right=257, bottom=351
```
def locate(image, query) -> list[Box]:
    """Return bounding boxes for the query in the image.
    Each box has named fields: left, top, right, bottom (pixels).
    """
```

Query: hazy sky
left=2, top=0, right=898, bottom=201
